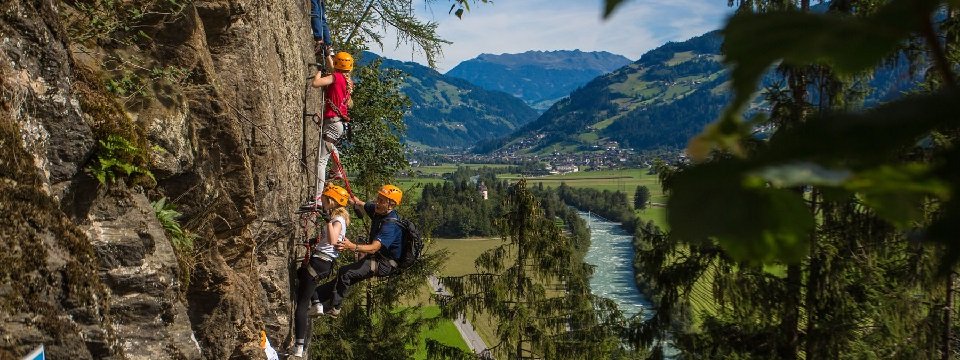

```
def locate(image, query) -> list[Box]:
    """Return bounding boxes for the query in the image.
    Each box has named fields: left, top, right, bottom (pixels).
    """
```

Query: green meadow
left=498, top=168, right=667, bottom=204
left=412, top=306, right=471, bottom=359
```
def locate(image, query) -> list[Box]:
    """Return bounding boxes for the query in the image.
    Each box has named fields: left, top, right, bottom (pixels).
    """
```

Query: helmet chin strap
left=319, top=198, right=333, bottom=216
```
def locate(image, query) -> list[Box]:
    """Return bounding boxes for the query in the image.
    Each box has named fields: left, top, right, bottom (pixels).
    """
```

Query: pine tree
left=633, top=186, right=649, bottom=210
left=436, top=179, right=631, bottom=359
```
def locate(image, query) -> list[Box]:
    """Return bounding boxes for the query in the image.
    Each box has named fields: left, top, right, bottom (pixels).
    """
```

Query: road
left=428, top=276, right=490, bottom=357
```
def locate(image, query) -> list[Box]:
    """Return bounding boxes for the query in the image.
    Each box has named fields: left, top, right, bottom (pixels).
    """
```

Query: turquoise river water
left=580, top=211, right=653, bottom=319
left=581, top=211, right=679, bottom=357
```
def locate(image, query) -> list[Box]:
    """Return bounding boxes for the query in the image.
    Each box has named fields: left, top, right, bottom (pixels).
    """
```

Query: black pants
left=294, top=257, right=335, bottom=341
left=316, top=255, right=396, bottom=309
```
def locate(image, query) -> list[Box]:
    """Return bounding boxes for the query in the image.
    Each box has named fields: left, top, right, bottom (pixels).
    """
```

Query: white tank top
left=313, top=215, right=345, bottom=259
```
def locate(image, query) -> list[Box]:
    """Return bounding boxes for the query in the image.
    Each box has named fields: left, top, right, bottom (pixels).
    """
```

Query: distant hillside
left=484, top=32, right=726, bottom=155
left=446, top=50, right=632, bottom=112
left=487, top=30, right=917, bottom=156
left=365, top=52, right=538, bottom=148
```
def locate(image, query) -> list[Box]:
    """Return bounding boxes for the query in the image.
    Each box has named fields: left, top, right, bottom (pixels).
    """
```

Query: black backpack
left=384, top=218, right=423, bottom=269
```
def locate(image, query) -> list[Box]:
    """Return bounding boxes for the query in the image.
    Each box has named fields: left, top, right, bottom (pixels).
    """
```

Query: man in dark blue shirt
left=314, top=184, right=404, bottom=316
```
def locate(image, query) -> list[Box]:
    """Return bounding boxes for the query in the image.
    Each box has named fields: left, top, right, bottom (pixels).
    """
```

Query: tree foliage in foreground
left=629, top=0, right=960, bottom=359
left=340, top=57, right=410, bottom=200
left=672, top=0, right=958, bottom=265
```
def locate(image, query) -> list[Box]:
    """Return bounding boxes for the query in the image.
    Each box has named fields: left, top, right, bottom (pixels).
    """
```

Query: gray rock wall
left=1, top=0, right=317, bottom=358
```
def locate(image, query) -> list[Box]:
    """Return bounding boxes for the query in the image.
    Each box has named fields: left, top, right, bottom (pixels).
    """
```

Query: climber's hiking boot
left=308, top=302, right=324, bottom=317
left=324, top=306, right=341, bottom=318
left=315, top=41, right=330, bottom=56
left=289, top=344, right=304, bottom=357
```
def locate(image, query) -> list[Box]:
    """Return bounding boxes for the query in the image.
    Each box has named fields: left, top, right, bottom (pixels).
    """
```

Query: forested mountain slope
left=368, top=53, right=538, bottom=148
left=486, top=32, right=727, bottom=155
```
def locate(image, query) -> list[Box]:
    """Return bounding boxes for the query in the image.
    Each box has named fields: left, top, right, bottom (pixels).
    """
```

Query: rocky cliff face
left=1, top=0, right=316, bottom=358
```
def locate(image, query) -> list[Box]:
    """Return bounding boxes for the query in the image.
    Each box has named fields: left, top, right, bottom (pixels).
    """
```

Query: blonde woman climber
left=290, top=184, right=351, bottom=357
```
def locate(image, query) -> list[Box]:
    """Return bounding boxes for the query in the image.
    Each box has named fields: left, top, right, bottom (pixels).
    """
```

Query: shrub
left=87, top=134, right=154, bottom=187
left=151, top=197, right=196, bottom=292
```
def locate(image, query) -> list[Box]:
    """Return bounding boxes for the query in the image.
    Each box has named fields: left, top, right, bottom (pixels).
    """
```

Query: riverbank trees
left=555, top=184, right=640, bottom=233
left=416, top=170, right=507, bottom=238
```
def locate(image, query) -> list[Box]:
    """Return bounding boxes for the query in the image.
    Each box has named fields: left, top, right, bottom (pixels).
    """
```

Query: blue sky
left=370, top=0, right=734, bottom=72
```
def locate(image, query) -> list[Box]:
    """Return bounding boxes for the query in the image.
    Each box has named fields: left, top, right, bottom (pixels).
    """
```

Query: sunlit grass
left=395, top=177, right=446, bottom=204
left=498, top=168, right=667, bottom=204
left=411, top=306, right=470, bottom=359
left=413, top=163, right=515, bottom=176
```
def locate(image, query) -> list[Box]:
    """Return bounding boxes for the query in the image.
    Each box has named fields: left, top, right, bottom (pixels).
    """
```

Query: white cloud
left=368, top=0, right=732, bottom=71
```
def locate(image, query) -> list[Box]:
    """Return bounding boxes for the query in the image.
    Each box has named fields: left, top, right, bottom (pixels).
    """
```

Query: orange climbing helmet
left=322, top=184, right=350, bottom=207
left=377, top=184, right=403, bottom=206
left=333, top=51, right=354, bottom=71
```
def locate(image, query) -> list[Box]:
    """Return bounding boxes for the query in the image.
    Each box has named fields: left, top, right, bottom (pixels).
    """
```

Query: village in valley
left=407, top=136, right=683, bottom=178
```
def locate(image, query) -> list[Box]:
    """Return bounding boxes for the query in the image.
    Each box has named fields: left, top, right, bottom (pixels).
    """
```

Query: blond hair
left=329, top=206, right=351, bottom=227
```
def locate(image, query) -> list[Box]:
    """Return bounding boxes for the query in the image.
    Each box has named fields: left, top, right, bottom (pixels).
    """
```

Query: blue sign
left=22, top=345, right=44, bottom=360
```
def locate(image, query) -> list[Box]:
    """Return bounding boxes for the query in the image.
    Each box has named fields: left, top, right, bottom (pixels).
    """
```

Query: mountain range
left=476, top=30, right=918, bottom=156
left=478, top=32, right=728, bottom=155
left=368, top=53, right=539, bottom=148
left=446, top=50, right=632, bottom=112
left=375, top=27, right=916, bottom=153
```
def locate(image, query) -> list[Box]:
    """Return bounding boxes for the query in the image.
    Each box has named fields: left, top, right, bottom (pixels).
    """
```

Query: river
left=580, top=211, right=680, bottom=357
left=580, top=211, right=653, bottom=319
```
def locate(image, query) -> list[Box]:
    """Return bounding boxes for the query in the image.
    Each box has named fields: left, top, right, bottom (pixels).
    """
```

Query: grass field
left=497, top=168, right=667, bottom=204
left=636, top=205, right=668, bottom=230
left=578, top=132, right=600, bottom=143
left=414, top=163, right=515, bottom=176
left=432, top=238, right=502, bottom=276
left=396, top=177, right=446, bottom=205
left=412, top=306, right=470, bottom=359
left=401, top=238, right=503, bottom=357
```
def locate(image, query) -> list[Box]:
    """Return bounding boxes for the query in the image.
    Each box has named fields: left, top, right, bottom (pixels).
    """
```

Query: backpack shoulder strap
left=383, top=217, right=406, bottom=229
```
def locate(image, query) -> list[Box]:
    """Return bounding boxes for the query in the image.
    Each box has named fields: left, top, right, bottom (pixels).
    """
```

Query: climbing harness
left=295, top=206, right=328, bottom=261
left=325, top=96, right=353, bottom=143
